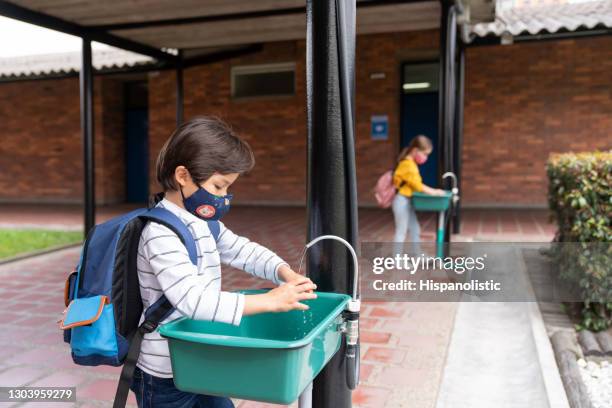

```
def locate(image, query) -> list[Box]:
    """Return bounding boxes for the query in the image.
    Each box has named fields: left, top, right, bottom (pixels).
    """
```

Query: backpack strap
left=144, top=208, right=221, bottom=249
left=140, top=207, right=198, bottom=264
left=208, top=220, right=221, bottom=242
left=113, top=297, right=174, bottom=408
left=392, top=163, right=406, bottom=190
left=113, top=207, right=199, bottom=408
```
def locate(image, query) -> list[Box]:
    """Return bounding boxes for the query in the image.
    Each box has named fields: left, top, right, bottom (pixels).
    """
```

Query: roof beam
left=91, top=0, right=427, bottom=31
left=0, top=0, right=178, bottom=62
left=94, top=5, right=305, bottom=31
left=183, top=44, right=263, bottom=68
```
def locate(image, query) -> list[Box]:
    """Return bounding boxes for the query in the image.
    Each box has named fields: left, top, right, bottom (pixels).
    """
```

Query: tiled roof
left=470, top=0, right=612, bottom=38
left=0, top=47, right=153, bottom=79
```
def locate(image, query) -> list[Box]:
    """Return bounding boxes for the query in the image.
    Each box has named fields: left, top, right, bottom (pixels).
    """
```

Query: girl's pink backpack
left=374, top=169, right=396, bottom=208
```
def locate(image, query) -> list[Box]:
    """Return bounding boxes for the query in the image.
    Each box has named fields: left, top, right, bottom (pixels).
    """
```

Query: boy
left=130, top=117, right=316, bottom=407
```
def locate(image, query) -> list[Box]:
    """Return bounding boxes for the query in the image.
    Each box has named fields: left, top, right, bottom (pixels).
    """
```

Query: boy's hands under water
left=267, top=280, right=317, bottom=312
left=277, top=264, right=314, bottom=289
left=243, top=280, right=317, bottom=315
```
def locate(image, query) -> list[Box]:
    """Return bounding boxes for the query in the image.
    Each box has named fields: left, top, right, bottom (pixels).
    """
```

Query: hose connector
left=443, top=172, right=460, bottom=206
left=344, top=310, right=360, bottom=389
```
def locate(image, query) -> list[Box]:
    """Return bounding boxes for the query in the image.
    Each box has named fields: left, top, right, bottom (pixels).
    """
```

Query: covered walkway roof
left=1, top=0, right=443, bottom=59
left=3, top=0, right=610, bottom=81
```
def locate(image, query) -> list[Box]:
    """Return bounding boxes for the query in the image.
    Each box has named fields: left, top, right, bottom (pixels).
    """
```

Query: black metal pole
left=176, top=49, right=184, bottom=126
left=443, top=5, right=457, bottom=245
left=80, top=38, right=95, bottom=236
left=438, top=1, right=453, bottom=245
left=306, top=0, right=358, bottom=407
left=437, top=0, right=448, bottom=244
left=445, top=7, right=456, bottom=179
left=437, top=0, right=449, bottom=187
left=336, top=0, right=359, bottom=250
left=452, top=42, right=465, bottom=234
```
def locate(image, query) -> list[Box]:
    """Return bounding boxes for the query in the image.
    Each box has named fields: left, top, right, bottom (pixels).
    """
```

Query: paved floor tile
left=0, top=366, right=47, bottom=387
left=352, top=385, right=391, bottom=407
left=77, top=379, right=137, bottom=405
left=363, top=347, right=406, bottom=364
left=0, top=205, right=555, bottom=407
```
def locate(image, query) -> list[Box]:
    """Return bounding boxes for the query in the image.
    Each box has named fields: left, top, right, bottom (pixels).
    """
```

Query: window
left=402, top=62, right=439, bottom=94
left=231, top=63, right=295, bottom=98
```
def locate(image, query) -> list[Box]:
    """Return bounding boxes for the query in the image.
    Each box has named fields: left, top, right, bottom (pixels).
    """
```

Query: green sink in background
left=411, top=191, right=452, bottom=211
left=158, top=289, right=350, bottom=404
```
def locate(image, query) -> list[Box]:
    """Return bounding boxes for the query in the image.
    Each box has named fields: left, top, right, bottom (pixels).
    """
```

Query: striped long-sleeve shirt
left=135, top=198, right=289, bottom=378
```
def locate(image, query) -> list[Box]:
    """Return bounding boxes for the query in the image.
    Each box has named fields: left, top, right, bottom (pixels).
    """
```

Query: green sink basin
left=411, top=191, right=452, bottom=211
left=158, top=289, right=350, bottom=404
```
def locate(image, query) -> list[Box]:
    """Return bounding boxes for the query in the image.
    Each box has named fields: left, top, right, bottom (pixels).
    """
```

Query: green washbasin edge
left=412, top=190, right=452, bottom=200
left=158, top=290, right=350, bottom=350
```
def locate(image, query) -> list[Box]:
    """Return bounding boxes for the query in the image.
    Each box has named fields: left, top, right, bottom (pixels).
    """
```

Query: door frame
left=398, top=59, right=440, bottom=187
left=398, top=58, right=440, bottom=150
left=123, top=80, right=150, bottom=203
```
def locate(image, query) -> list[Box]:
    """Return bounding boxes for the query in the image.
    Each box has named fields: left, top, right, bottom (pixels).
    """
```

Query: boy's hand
left=243, top=266, right=317, bottom=316
left=278, top=265, right=315, bottom=291
left=266, top=281, right=317, bottom=312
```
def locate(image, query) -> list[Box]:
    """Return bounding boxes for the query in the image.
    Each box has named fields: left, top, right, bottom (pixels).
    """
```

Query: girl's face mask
left=414, top=151, right=428, bottom=165
left=180, top=185, right=233, bottom=221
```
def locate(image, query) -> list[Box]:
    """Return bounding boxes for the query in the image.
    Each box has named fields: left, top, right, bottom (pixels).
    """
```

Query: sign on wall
left=371, top=115, right=388, bottom=140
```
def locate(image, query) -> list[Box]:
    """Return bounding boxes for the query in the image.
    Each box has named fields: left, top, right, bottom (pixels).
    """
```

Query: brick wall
left=462, top=35, right=612, bottom=206
left=148, top=41, right=309, bottom=205
left=148, top=30, right=440, bottom=206
left=355, top=31, right=439, bottom=205
left=97, top=78, right=126, bottom=203
left=2, top=32, right=611, bottom=207
left=0, top=77, right=125, bottom=204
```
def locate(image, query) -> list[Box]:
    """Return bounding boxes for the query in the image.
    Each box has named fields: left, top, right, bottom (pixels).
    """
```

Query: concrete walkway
left=435, top=246, right=568, bottom=408
left=0, top=206, right=555, bottom=407
left=436, top=302, right=551, bottom=408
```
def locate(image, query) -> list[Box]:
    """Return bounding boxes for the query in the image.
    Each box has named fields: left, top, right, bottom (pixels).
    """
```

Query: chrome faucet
left=442, top=171, right=460, bottom=205
left=299, top=234, right=361, bottom=391
left=304, top=235, right=360, bottom=312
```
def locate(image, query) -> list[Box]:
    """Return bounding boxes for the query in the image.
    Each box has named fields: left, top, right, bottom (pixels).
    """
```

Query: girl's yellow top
left=393, top=157, right=424, bottom=197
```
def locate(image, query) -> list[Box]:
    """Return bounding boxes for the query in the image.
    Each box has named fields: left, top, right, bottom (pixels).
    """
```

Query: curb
left=551, top=331, right=594, bottom=408
left=519, top=246, right=571, bottom=408
left=0, top=242, right=82, bottom=266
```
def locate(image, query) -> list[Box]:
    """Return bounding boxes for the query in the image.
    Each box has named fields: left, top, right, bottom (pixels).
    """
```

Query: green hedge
left=547, top=151, right=612, bottom=331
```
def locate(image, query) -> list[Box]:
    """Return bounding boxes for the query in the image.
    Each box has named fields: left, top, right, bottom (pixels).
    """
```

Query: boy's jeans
left=130, top=366, right=234, bottom=408
left=391, top=193, right=421, bottom=255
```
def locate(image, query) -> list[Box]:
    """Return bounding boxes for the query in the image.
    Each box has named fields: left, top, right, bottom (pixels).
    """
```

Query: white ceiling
left=8, top=1, right=441, bottom=49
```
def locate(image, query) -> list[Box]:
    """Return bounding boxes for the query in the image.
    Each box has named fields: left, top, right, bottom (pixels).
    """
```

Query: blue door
left=400, top=91, right=439, bottom=188
left=125, top=108, right=149, bottom=203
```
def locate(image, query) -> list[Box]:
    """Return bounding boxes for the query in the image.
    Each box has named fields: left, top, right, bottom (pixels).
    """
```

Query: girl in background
left=392, top=135, right=444, bottom=254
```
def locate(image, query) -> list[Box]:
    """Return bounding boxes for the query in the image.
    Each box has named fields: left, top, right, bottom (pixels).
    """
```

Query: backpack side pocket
left=60, top=295, right=123, bottom=366
left=62, top=271, right=78, bottom=344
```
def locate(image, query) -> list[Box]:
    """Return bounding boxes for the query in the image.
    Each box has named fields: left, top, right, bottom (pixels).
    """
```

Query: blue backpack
left=60, top=205, right=220, bottom=408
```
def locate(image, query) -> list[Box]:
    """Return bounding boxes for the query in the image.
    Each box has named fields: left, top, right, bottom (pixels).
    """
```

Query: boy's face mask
left=180, top=185, right=233, bottom=221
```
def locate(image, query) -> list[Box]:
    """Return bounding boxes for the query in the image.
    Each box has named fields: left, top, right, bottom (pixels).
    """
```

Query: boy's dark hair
left=156, top=116, right=255, bottom=191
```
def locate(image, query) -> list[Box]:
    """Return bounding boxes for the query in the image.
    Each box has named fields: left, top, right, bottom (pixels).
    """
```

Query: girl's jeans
left=130, top=366, right=235, bottom=408
left=392, top=193, right=421, bottom=255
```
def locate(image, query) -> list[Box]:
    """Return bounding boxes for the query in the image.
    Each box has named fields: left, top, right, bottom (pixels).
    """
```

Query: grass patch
left=0, top=229, right=83, bottom=260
